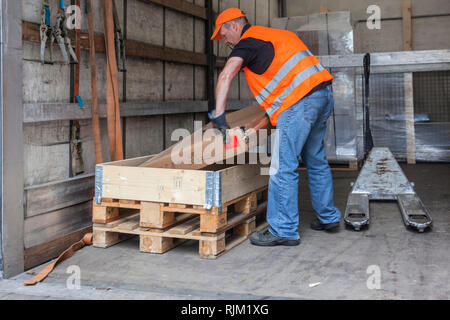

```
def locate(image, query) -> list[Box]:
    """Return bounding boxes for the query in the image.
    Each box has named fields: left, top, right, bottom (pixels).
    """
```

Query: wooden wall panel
left=126, top=58, right=164, bottom=101
left=24, top=201, right=93, bottom=249
left=240, top=0, right=256, bottom=24
left=23, top=121, right=70, bottom=187
left=165, top=62, right=195, bottom=100
left=25, top=174, right=94, bottom=218
left=23, top=119, right=110, bottom=187
left=195, top=66, right=207, bottom=100
left=256, top=0, right=270, bottom=26
left=269, top=0, right=279, bottom=25
left=165, top=113, right=195, bottom=148
left=213, top=0, right=219, bottom=56
left=125, top=116, right=165, bottom=158
left=166, top=8, right=195, bottom=51
left=127, top=0, right=164, bottom=46
left=79, top=119, right=112, bottom=173
left=217, top=0, right=238, bottom=58
left=22, top=42, right=71, bottom=103
left=24, top=226, right=92, bottom=271
left=239, top=71, right=254, bottom=100
left=195, top=18, right=206, bottom=53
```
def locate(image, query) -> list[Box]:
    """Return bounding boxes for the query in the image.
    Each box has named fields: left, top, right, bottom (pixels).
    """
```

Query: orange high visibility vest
left=240, top=26, right=333, bottom=126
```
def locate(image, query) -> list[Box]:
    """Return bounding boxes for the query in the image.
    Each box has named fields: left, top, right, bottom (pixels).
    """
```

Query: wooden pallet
left=93, top=186, right=268, bottom=233
left=335, top=158, right=359, bottom=170
left=93, top=200, right=268, bottom=259
left=92, top=198, right=195, bottom=229
left=298, top=158, right=360, bottom=172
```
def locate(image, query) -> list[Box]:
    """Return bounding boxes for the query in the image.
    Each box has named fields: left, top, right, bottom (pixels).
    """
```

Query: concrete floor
left=1, top=163, right=449, bottom=300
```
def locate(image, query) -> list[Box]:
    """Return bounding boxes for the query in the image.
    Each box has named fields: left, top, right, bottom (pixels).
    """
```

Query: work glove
left=208, top=109, right=230, bottom=144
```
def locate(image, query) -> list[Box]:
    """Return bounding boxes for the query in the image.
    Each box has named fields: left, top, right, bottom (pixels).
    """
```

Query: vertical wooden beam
left=69, top=0, right=76, bottom=177
left=403, top=0, right=415, bottom=164
left=123, top=0, right=128, bottom=104
left=192, top=4, right=196, bottom=101
left=278, top=0, right=286, bottom=18
left=87, top=0, right=103, bottom=164
left=102, top=1, right=117, bottom=160
left=74, top=0, right=81, bottom=97
left=404, top=73, right=416, bottom=164
left=108, top=1, right=124, bottom=161
left=205, top=0, right=215, bottom=112
left=0, top=0, right=24, bottom=278
left=402, top=0, right=412, bottom=51
left=122, top=0, right=128, bottom=158
left=70, top=0, right=83, bottom=176
left=162, top=7, right=166, bottom=149
left=102, top=0, right=124, bottom=161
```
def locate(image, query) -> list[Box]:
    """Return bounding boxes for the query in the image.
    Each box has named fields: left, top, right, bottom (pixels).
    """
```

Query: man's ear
left=231, top=21, right=239, bottom=32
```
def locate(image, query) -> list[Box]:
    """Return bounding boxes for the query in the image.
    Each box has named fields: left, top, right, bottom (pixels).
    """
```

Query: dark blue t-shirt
left=228, top=24, right=275, bottom=75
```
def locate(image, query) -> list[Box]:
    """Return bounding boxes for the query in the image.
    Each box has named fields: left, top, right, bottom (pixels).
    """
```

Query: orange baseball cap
left=211, top=8, right=247, bottom=41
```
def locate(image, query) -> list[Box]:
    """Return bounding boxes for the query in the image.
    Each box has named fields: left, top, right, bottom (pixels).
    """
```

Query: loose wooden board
left=140, top=104, right=271, bottom=169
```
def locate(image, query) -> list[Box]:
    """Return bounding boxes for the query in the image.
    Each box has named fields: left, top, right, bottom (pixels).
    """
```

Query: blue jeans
left=267, top=84, right=341, bottom=240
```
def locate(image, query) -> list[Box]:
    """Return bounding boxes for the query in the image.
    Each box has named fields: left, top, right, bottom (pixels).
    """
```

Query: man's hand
left=208, top=109, right=230, bottom=144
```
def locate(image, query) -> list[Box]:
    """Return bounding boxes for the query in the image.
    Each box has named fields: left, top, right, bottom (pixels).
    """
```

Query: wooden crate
left=93, top=189, right=268, bottom=259
left=94, top=155, right=269, bottom=232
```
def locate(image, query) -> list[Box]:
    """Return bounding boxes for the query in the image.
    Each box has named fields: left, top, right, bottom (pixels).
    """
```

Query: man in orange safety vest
left=209, top=8, right=342, bottom=246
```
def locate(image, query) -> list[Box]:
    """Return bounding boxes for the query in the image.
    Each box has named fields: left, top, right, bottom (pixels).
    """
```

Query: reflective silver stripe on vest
left=255, top=50, right=314, bottom=105
left=265, top=63, right=325, bottom=118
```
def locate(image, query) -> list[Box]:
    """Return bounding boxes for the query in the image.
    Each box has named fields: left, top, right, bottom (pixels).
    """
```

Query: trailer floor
left=2, top=163, right=449, bottom=300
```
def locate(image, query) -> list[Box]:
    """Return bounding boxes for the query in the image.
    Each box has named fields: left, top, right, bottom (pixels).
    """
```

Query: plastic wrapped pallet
left=415, top=123, right=450, bottom=162
left=361, top=72, right=450, bottom=163
left=271, top=11, right=354, bottom=54
left=272, top=12, right=358, bottom=162
left=368, top=73, right=408, bottom=159
left=271, top=14, right=450, bottom=163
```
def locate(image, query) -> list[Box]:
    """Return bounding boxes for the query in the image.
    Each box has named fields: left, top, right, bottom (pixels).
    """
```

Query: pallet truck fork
left=344, top=147, right=433, bottom=233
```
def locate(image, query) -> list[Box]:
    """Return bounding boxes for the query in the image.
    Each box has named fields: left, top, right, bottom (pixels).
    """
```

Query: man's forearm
left=215, top=73, right=232, bottom=117
left=213, top=57, right=243, bottom=117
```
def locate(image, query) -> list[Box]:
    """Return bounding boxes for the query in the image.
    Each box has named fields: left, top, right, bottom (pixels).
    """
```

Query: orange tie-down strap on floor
left=23, top=233, right=93, bottom=286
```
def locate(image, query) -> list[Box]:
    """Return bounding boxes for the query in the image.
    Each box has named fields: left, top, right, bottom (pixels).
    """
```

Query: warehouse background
left=287, top=0, right=450, bottom=138
left=1, top=0, right=449, bottom=278
left=2, top=0, right=281, bottom=278
left=287, top=0, right=450, bottom=52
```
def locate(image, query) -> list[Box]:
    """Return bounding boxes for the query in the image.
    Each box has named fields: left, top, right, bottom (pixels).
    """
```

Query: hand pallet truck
left=343, top=54, right=432, bottom=233
left=344, top=147, right=433, bottom=232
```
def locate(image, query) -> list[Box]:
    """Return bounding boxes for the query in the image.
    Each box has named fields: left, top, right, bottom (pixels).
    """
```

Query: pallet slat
left=92, top=190, right=268, bottom=258
left=93, top=186, right=267, bottom=233
left=169, top=217, right=201, bottom=235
